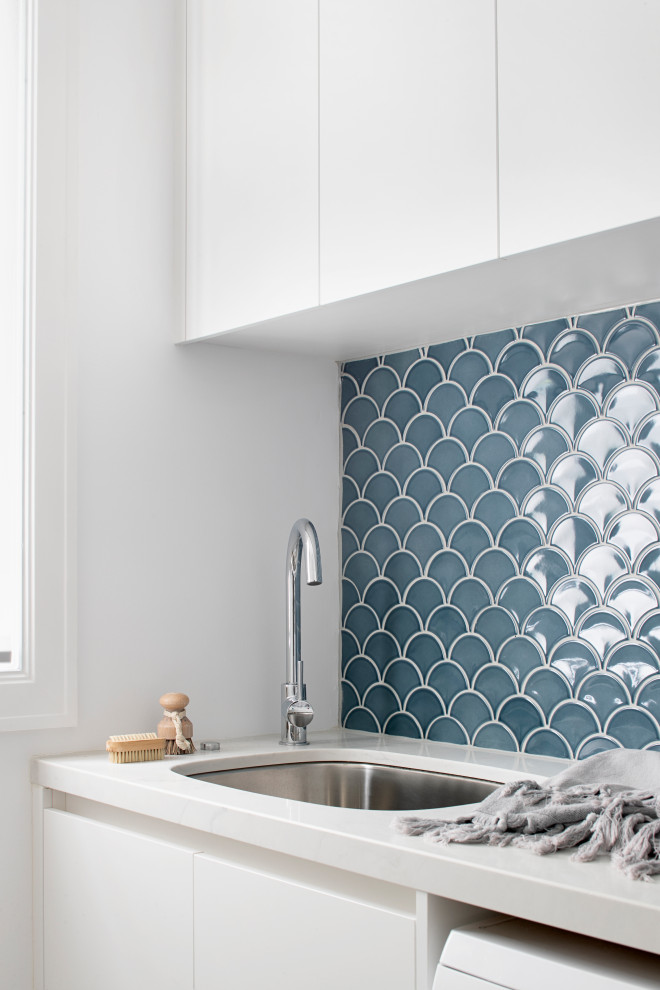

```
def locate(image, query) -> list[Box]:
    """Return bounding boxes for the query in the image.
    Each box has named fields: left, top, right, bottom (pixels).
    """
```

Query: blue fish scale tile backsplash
left=340, top=301, right=660, bottom=759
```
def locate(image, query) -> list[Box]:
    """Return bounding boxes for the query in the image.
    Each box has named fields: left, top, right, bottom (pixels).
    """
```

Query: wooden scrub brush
left=157, top=692, right=196, bottom=755
left=106, top=733, right=166, bottom=764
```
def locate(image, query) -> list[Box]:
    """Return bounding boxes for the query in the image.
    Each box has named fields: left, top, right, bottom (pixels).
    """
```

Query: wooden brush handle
left=159, top=692, right=189, bottom=712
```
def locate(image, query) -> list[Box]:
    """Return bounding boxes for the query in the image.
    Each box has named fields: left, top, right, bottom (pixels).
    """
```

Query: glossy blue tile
left=605, top=318, right=658, bottom=371
left=471, top=548, right=518, bottom=595
left=497, top=399, right=543, bottom=449
left=449, top=634, right=492, bottom=679
left=363, top=472, right=401, bottom=516
left=576, top=355, right=627, bottom=406
left=498, top=696, right=544, bottom=746
left=343, top=357, right=379, bottom=388
left=364, top=578, right=400, bottom=617
left=426, top=438, right=467, bottom=484
left=497, top=577, right=543, bottom=625
left=473, top=433, right=518, bottom=481
left=448, top=464, right=491, bottom=510
left=383, top=712, right=422, bottom=739
left=472, top=722, right=518, bottom=752
left=498, top=518, right=544, bottom=566
left=425, top=381, right=467, bottom=428
left=404, top=578, right=444, bottom=624
left=427, top=339, right=466, bottom=374
left=522, top=318, right=570, bottom=356
left=449, top=407, right=491, bottom=454
left=473, top=606, right=517, bottom=654
left=471, top=327, right=517, bottom=364
left=473, top=490, right=518, bottom=538
left=404, top=413, right=445, bottom=458
left=522, top=425, right=570, bottom=475
left=524, top=668, right=571, bottom=717
left=497, top=340, right=544, bottom=389
left=383, top=389, right=422, bottom=432
left=426, top=716, right=469, bottom=745
left=605, top=642, right=660, bottom=691
left=449, top=577, right=492, bottom=624
left=365, top=684, right=401, bottom=725
left=448, top=519, right=492, bottom=566
left=449, top=350, right=492, bottom=397
left=426, top=549, right=467, bottom=596
left=549, top=702, right=599, bottom=755
left=606, top=707, right=660, bottom=748
left=341, top=299, right=660, bottom=758
left=472, top=375, right=517, bottom=422
left=383, top=497, right=422, bottom=539
left=549, top=639, right=600, bottom=688
left=523, top=729, right=571, bottom=759
left=383, top=348, right=423, bottom=378
left=605, top=382, right=657, bottom=435
left=363, top=419, right=401, bottom=464
left=363, top=365, right=401, bottom=411
left=384, top=659, right=422, bottom=702
left=405, top=632, right=444, bottom=676
left=383, top=550, right=422, bottom=595
left=405, top=359, right=444, bottom=402
left=473, top=664, right=518, bottom=710
left=427, top=660, right=469, bottom=706
left=549, top=391, right=599, bottom=442
left=405, top=687, right=445, bottom=731
left=577, top=672, right=630, bottom=722
left=405, top=469, right=444, bottom=513
left=548, top=330, right=598, bottom=378
left=498, top=636, right=545, bottom=683
left=522, top=367, right=570, bottom=414
left=450, top=691, right=493, bottom=740
left=498, top=458, right=544, bottom=507
left=363, top=525, right=400, bottom=569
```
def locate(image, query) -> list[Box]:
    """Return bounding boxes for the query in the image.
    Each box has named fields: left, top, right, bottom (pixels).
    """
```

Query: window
left=0, top=0, right=75, bottom=729
left=0, top=0, right=24, bottom=673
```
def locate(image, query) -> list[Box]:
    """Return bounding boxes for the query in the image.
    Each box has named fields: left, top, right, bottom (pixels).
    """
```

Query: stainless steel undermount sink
left=181, top=760, right=498, bottom=811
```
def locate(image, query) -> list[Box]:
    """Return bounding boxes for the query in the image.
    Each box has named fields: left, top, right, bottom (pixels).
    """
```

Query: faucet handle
left=286, top=699, right=314, bottom=729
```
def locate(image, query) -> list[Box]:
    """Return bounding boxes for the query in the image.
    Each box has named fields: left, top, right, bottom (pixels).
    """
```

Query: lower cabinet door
left=43, top=809, right=195, bottom=990
left=193, top=853, right=417, bottom=990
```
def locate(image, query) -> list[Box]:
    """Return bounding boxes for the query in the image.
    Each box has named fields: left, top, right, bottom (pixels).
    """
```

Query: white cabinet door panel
left=186, top=0, right=318, bottom=336
left=194, top=853, right=416, bottom=990
left=498, top=0, right=660, bottom=257
left=43, top=810, right=194, bottom=990
left=320, top=0, right=498, bottom=304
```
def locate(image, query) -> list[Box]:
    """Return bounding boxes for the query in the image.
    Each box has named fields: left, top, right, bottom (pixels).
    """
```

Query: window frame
left=0, top=0, right=76, bottom=730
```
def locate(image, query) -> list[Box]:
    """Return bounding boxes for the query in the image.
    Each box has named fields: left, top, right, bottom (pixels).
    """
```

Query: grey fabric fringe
left=394, top=749, right=660, bottom=881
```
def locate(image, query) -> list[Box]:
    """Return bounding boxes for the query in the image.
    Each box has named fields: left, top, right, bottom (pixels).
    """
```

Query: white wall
left=0, top=3, right=340, bottom=987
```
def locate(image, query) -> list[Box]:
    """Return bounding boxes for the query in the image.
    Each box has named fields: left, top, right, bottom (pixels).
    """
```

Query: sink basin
left=184, top=760, right=498, bottom=811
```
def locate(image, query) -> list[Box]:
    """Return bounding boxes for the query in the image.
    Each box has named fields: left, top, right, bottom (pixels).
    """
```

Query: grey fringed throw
left=395, top=749, right=660, bottom=881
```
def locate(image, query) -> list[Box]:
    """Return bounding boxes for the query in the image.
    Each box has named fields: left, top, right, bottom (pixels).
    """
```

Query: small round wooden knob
left=160, top=692, right=189, bottom=711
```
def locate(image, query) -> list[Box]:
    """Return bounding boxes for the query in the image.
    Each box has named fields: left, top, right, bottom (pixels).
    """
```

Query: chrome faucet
left=281, top=519, right=322, bottom=745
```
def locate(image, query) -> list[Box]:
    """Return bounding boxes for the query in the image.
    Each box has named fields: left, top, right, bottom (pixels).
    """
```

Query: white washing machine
left=434, top=916, right=660, bottom=990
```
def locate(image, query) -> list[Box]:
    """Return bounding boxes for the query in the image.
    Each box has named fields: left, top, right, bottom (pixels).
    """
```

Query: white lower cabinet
left=193, top=852, right=417, bottom=990
left=43, top=809, right=196, bottom=990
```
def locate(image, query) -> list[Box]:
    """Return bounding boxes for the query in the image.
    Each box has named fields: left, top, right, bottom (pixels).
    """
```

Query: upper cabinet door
left=186, top=0, right=318, bottom=337
left=498, top=0, right=660, bottom=257
left=319, top=0, right=498, bottom=305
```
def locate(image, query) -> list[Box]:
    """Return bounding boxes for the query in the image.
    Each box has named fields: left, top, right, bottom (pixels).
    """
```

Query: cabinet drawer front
left=194, top=853, right=416, bottom=990
left=43, top=810, right=195, bottom=990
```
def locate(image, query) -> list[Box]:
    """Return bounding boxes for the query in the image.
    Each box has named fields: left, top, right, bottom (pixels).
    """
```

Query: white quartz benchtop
left=32, top=728, right=660, bottom=956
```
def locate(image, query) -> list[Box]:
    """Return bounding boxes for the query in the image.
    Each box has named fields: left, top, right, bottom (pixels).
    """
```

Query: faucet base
left=280, top=682, right=313, bottom=745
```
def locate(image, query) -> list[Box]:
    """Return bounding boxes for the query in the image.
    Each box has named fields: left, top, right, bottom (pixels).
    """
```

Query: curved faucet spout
left=283, top=519, right=322, bottom=745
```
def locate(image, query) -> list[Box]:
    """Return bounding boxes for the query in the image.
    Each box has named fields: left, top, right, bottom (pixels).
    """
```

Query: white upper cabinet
left=186, top=0, right=319, bottom=337
left=319, top=0, right=498, bottom=305
left=498, top=0, right=660, bottom=257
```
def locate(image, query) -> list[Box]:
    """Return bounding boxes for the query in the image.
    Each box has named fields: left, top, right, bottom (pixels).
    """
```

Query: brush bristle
left=106, top=733, right=166, bottom=763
